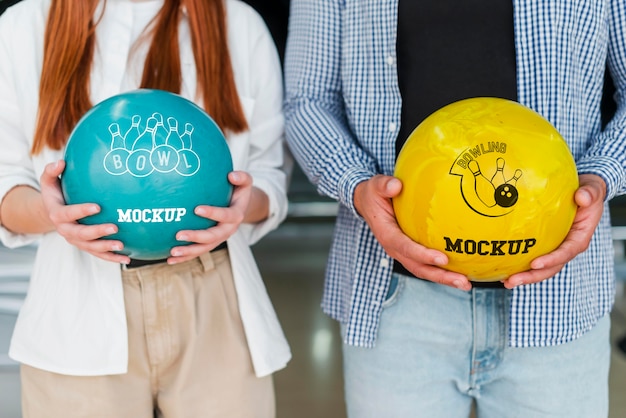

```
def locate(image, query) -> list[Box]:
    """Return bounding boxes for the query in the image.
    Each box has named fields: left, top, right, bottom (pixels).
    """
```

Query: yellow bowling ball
left=393, top=97, right=578, bottom=281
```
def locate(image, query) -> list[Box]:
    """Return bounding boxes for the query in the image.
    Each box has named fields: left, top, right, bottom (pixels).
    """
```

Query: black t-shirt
left=394, top=1, right=517, bottom=285
left=396, top=0, right=517, bottom=156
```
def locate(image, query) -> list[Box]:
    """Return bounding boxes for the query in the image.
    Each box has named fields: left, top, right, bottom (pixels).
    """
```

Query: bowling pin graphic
left=108, top=123, right=125, bottom=149
left=151, top=116, right=180, bottom=174
left=131, top=116, right=158, bottom=150
left=176, top=122, right=200, bottom=176
left=468, top=160, right=496, bottom=207
left=507, top=169, right=523, bottom=185
left=124, top=115, right=141, bottom=150
left=180, top=123, right=194, bottom=149
left=152, top=113, right=167, bottom=146
left=490, top=157, right=507, bottom=187
left=104, top=122, right=131, bottom=176
left=165, top=117, right=184, bottom=149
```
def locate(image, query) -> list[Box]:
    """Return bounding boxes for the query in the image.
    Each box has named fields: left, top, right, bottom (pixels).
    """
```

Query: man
left=284, top=1, right=626, bottom=417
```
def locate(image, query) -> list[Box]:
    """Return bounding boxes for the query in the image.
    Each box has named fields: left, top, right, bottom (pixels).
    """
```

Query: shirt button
left=389, top=122, right=397, bottom=132
left=386, top=55, right=395, bottom=66
left=380, top=258, right=390, bottom=268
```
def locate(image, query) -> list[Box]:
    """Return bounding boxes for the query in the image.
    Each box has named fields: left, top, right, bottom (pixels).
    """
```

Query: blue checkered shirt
left=284, top=0, right=626, bottom=348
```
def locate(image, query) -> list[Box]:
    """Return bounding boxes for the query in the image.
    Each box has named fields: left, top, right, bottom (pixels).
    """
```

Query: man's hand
left=504, top=174, right=606, bottom=288
left=354, top=174, right=471, bottom=291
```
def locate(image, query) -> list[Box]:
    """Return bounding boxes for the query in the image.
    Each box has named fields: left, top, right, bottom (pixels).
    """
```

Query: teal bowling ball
left=61, top=89, right=233, bottom=260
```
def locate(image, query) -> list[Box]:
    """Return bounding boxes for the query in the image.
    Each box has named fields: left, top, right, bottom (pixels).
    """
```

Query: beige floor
left=254, top=220, right=626, bottom=418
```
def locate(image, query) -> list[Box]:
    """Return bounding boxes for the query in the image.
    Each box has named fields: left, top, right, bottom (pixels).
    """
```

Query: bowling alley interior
left=2, top=1, right=626, bottom=417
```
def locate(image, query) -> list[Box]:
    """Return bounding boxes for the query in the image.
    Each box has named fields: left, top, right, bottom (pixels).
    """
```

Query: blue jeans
left=342, top=274, right=611, bottom=418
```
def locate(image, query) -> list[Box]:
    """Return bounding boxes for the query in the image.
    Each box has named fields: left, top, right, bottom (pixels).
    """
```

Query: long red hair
left=31, top=0, right=247, bottom=154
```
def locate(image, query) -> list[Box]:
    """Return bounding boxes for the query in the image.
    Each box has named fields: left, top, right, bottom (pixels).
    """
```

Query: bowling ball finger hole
left=494, top=184, right=518, bottom=207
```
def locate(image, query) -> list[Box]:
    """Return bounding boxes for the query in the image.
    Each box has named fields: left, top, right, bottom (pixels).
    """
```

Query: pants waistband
left=124, top=241, right=227, bottom=269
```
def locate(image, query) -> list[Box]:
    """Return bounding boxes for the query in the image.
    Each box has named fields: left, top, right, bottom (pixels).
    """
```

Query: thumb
left=574, top=186, right=593, bottom=208
left=380, top=176, right=403, bottom=198
left=45, top=160, right=65, bottom=177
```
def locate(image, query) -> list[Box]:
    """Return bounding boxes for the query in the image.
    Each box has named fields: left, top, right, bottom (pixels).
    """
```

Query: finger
left=49, top=202, right=101, bottom=225
left=39, top=162, right=66, bottom=204
left=574, top=187, right=594, bottom=208
left=228, top=186, right=252, bottom=212
left=194, top=205, right=244, bottom=225
left=530, top=211, right=599, bottom=270
left=40, top=161, right=65, bottom=201
left=577, top=174, right=606, bottom=203
left=401, top=260, right=472, bottom=290
left=228, top=170, right=253, bottom=187
left=81, top=243, right=126, bottom=259
left=383, top=233, right=471, bottom=290
left=505, top=264, right=564, bottom=288
left=57, top=222, right=119, bottom=242
left=176, top=222, right=234, bottom=249
left=168, top=242, right=220, bottom=261
left=387, top=232, right=447, bottom=265
left=228, top=175, right=253, bottom=207
left=166, top=254, right=198, bottom=265
left=58, top=230, right=126, bottom=260
left=93, top=250, right=131, bottom=264
left=528, top=236, right=584, bottom=273
left=59, top=232, right=128, bottom=263
left=372, top=175, right=402, bottom=198
left=42, top=160, right=65, bottom=181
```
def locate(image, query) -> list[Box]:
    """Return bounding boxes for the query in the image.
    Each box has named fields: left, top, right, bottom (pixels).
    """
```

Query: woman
left=0, top=0, right=291, bottom=416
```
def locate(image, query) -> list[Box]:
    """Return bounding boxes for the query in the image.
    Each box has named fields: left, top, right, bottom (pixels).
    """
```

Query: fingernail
left=580, top=189, right=592, bottom=202
left=453, top=280, right=469, bottom=290
left=434, top=256, right=446, bottom=265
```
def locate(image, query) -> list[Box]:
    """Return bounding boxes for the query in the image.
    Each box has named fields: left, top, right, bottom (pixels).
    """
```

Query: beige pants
left=21, top=249, right=275, bottom=418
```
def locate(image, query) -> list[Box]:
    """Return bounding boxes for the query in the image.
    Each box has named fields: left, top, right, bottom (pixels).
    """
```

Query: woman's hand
left=41, top=160, right=129, bottom=263
left=167, top=170, right=259, bottom=264
left=354, top=174, right=472, bottom=291
left=503, top=174, right=606, bottom=288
